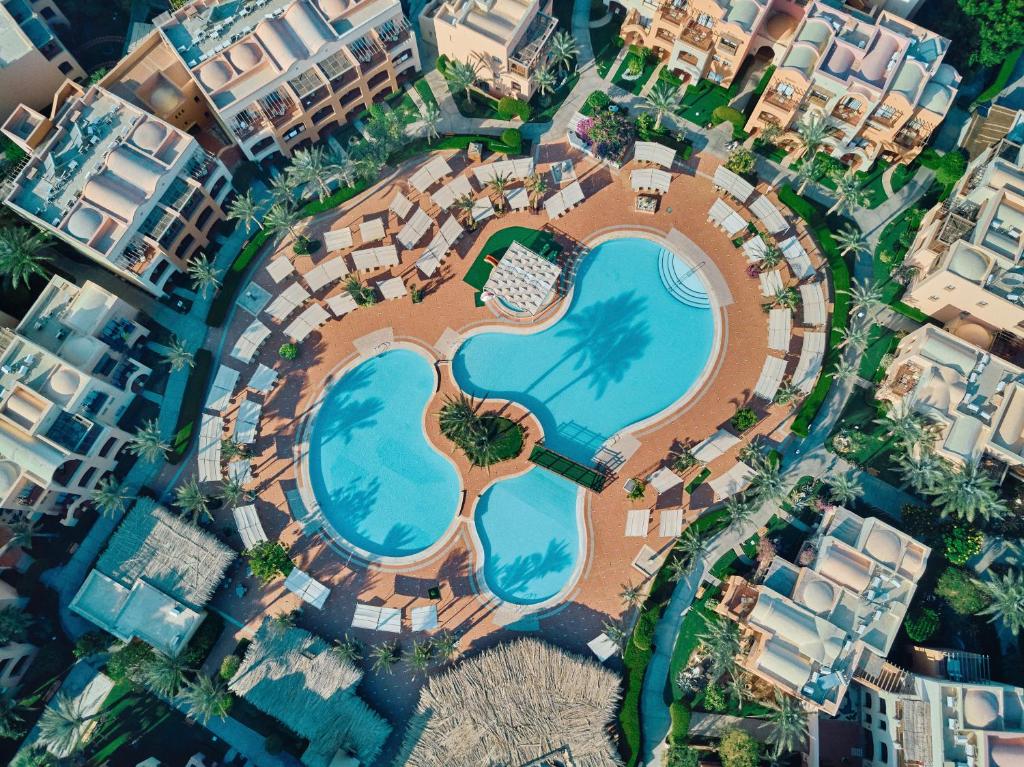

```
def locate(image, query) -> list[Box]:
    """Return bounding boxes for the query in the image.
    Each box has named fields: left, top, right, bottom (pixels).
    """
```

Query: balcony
left=257, top=89, right=299, bottom=127
left=656, top=6, right=687, bottom=29
left=679, top=21, right=713, bottom=51
left=832, top=105, right=862, bottom=125
left=655, top=28, right=676, bottom=46
left=374, top=17, right=413, bottom=52
left=895, top=128, right=925, bottom=149
left=510, top=11, right=558, bottom=71
left=764, top=90, right=799, bottom=110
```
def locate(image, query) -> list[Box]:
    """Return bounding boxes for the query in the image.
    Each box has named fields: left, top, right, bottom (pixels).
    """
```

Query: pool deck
left=199, top=140, right=829, bottom=748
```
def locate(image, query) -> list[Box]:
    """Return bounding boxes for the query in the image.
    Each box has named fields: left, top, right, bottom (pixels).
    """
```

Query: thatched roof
left=229, top=619, right=390, bottom=767
left=396, top=638, right=623, bottom=767
left=96, top=498, right=235, bottom=610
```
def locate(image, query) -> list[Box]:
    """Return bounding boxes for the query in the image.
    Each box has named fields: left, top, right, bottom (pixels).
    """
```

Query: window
left=875, top=104, right=896, bottom=120
left=880, top=743, right=889, bottom=764
left=879, top=699, right=886, bottom=715
left=864, top=692, right=872, bottom=709
left=879, top=719, right=887, bottom=731
left=58, top=61, right=73, bottom=75
left=776, top=83, right=795, bottom=98
left=696, top=13, right=713, bottom=27
left=864, top=713, right=872, bottom=725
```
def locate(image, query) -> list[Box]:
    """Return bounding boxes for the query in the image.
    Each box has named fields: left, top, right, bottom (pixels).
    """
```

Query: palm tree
left=645, top=82, right=679, bottom=130
left=161, top=335, right=194, bottom=372
left=221, top=438, right=248, bottom=462
left=174, top=477, right=211, bottom=525
left=828, top=168, right=869, bottom=216
left=350, top=140, right=387, bottom=181
left=36, top=692, right=97, bottom=757
left=794, top=110, right=829, bottom=171
left=933, top=462, right=1006, bottom=523
left=141, top=652, right=188, bottom=697
left=407, top=639, right=434, bottom=675
left=533, top=65, right=557, bottom=103
left=226, top=189, right=262, bottom=233
left=671, top=526, right=703, bottom=578
left=834, top=223, right=869, bottom=259
left=268, top=172, right=294, bottom=205
left=760, top=244, right=783, bottom=270
left=698, top=616, right=740, bottom=681
left=875, top=402, right=927, bottom=447
left=178, top=674, right=233, bottom=724
left=287, top=146, right=332, bottom=202
left=773, top=379, right=802, bottom=406
left=332, top=634, right=364, bottom=665
left=438, top=392, right=481, bottom=443
left=7, top=518, right=38, bottom=551
left=268, top=611, right=295, bottom=635
left=548, top=31, right=579, bottom=72
left=430, top=631, right=459, bottom=662
left=12, top=747, right=58, bottom=767
left=446, top=59, right=480, bottom=105
left=826, top=472, right=862, bottom=505
left=419, top=102, right=442, bottom=145
left=0, top=692, right=25, bottom=740
left=128, top=418, right=169, bottom=463
left=219, top=476, right=248, bottom=508
left=724, top=494, right=755, bottom=535
left=487, top=172, right=512, bottom=212
left=264, top=201, right=301, bottom=240
left=0, top=227, right=51, bottom=289
left=896, top=450, right=945, bottom=495
left=749, top=455, right=786, bottom=504
left=725, top=672, right=751, bottom=708
left=326, top=145, right=356, bottom=187
left=370, top=642, right=400, bottom=674
left=0, top=606, right=30, bottom=646
left=187, top=252, right=221, bottom=298
left=831, top=356, right=860, bottom=383
left=92, top=475, right=131, bottom=517
left=619, top=581, right=643, bottom=610
left=772, top=286, right=800, bottom=310
left=452, top=193, right=477, bottom=227
left=837, top=323, right=871, bottom=352
left=978, top=569, right=1024, bottom=634
left=766, top=692, right=808, bottom=756
left=601, top=619, right=629, bottom=650
left=526, top=173, right=548, bottom=211
left=792, top=159, right=819, bottom=197
left=844, top=279, right=884, bottom=315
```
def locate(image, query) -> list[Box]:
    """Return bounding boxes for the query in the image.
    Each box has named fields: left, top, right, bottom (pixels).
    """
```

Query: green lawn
left=709, top=550, right=739, bottom=579
left=677, top=79, right=734, bottom=127
left=612, top=52, right=657, bottom=95
left=593, top=16, right=624, bottom=78
left=414, top=77, right=438, bottom=109
left=858, top=325, right=898, bottom=381
left=667, top=589, right=719, bottom=699
left=828, top=388, right=903, bottom=485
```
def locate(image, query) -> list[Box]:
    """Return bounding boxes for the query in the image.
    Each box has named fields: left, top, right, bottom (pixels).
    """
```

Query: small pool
left=474, top=468, right=581, bottom=604
left=306, top=349, right=460, bottom=558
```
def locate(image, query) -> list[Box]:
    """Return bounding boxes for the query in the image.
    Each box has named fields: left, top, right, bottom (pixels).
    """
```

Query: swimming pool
left=306, top=349, right=460, bottom=558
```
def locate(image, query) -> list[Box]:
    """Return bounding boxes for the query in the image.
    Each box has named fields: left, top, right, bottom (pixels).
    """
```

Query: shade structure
left=481, top=241, right=560, bottom=315
left=233, top=505, right=268, bottom=550
left=474, top=157, right=535, bottom=184
left=304, top=256, right=348, bottom=292
left=359, top=217, right=386, bottom=243
left=634, top=141, right=676, bottom=169
left=410, top=604, right=438, bottom=631
left=505, top=186, right=529, bottom=211
left=206, top=364, right=239, bottom=413
left=759, top=269, right=784, bottom=297
left=266, top=257, right=295, bottom=283
left=780, top=235, right=815, bottom=279
left=768, top=308, right=793, bottom=352
left=409, top=155, right=452, bottom=193
left=750, top=194, right=789, bottom=234
left=630, top=168, right=671, bottom=193
left=377, top=276, right=407, bottom=300
left=800, top=281, right=827, bottom=326
left=231, top=320, right=271, bottom=364
left=588, top=633, right=620, bottom=662
left=351, top=245, right=400, bottom=271
left=284, top=567, right=329, bottom=609
left=722, top=211, right=747, bottom=237
left=265, top=282, right=311, bottom=322
left=234, top=398, right=262, bottom=444
left=396, top=207, right=432, bottom=249
left=794, top=331, right=827, bottom=392
left=285, top=303, right=330, bottom=341
left=543, top=181, right=583, bottom=219
left=708, top=198, right=733, bottom=226
left=625, top=509, right=649, bottom=537
left=377, top=607, right=402, bottom=633
left=743, top=235, right=768, bottom=263
left=632, top=544, right=660, bottom=577
left=327, top=293, right=359, bottom=317
left=692, top=428, right=741, bottom=462
left=226, top=458, right=252, bottom=485
left=323, top=226, right=353, bottom=252
left=198, top=414, right=223, bottom=482
left=389, top=190, right=413, bottom=219
left=648, top=467, right=683, bottom=494
left=713, top=165, right=755, bottom=202
left=431, top=174, right=473, bottom=210
left=352, top=603, right=382, bottom=630
left=471, top=195, right=495, bottom=222
left=248, top=364, right=278, bottom=394
left=754, top=356, right=788, bottom=401
left=658, top=508, right=684, bottom=537
left=416, top=252, right=442, bottom=277
left=709, top=461, right=756, bottom=501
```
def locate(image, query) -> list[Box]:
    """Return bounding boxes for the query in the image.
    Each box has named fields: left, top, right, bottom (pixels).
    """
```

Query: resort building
left=0, top=0, right=85, bottom=121
left=744, top=0, right=960, bottom=168
left=106, top=0, right=423, bottom=163
left=418, top=0, right=557, bottom=100
left=1, top=82, right=232, bottom=296
left=716, top=506, right=929, bottom=715
left=0, top=276, right=151, bottom=521
left=229, top=619, right=390, bottom=767
left=875, top=324, right=1024, bottom=471
left=899, top=129, right=1024, bottom=339
left=0, top=582, right=37, bottom=693
left=70, top=500, right=235, bottom=657
left=860, top=648, right=1024, bottom=767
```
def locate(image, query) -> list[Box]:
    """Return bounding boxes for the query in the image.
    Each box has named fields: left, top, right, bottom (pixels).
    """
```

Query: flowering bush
left=575, top=117, right=594, bottom=143
left=588, top=111, right=635, bottom=162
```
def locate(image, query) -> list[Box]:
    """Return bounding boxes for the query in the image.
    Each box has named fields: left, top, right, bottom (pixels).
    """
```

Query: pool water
left=306, top=349, right=460, bottom=558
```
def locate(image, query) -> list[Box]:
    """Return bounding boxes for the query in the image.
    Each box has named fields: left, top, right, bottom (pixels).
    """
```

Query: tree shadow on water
left=487, top=538, right=574, bottom=602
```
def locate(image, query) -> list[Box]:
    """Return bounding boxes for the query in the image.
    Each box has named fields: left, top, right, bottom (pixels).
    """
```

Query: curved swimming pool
left=306, top=349, right=460, bottom=558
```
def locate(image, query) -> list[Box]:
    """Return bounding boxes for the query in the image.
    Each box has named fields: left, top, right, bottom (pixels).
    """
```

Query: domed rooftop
left=319, top=0, right=349, bottom=18
left=964, top=689, right=1001, bottom=730
left=0, top=461, right=19, bottom=496
left=229, top=41, right=263, bottom=69
left=990, top=739, right=1024, bottom=767
left=766, top=13, right=797, bottom=41
left=802, top=579, right=835, bottom=613
left=132, top=120, right=168, bottom=153
left=865, top=527, right=901, bottom=566
left=147, top=77, right=184, bottom=114
left=950, top=247, right=991, bottom=282
left=66, top=206, right=103, bottom=241
left=199, top=59, right=233, bottom=90
left=48, top=368, right=80, bottom=399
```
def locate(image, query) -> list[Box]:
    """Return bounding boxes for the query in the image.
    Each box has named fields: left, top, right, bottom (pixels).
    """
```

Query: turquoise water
left=475, top=468, right=581, bottom=604
left=307, top=349, right=460, bottom=558
left=453, top=237, right=715, bottom=463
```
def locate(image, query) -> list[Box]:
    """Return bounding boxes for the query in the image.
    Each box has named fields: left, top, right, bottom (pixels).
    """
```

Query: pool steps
left=657, top=248, right=711, bottom=308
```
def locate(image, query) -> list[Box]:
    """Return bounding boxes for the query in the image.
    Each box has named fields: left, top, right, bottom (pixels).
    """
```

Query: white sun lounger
left=754, top=356, right=788, bottom=401
left=780, top=235, right=815, bottom=280
left=692, top=428, right=740, bottom=462
left=284, top=567, right=329, bottom=609
left=352, top=603, right=381, bottom=630
left=410, top=604, right=438, bottom=631
left=793, top=331, right=827, bottom=393
left=709, top=461, right=756, bottom=501
left=265, top=258, right=294, bottom=283
left=750, top=194, right=789, bottom=234
left=232, top=505, right=268, bottom=550
left=377, top=276, right=407, bottom=300
left=397, top=207, right=432, bottom=249
left=226, top=458, right=252, bottom=485
left=588, top=633, right=620, bottom=662
left=205, top=364, right=239, bottom=413
left=230, top=320, right=271, bottom=364
left=800, top=281, right=827, bottom=326
left=359, top=217, right=386, bottom=243
left=389, top=190, right=413, bottom=220
left=630, top=168, right=671, bottom=193
left=721, top=211, right=747, bottom=237
left=634, top=141, right=676, bottom=169
left=416, top=252, right=442, bottom=278
left=625, top=509, right=649, bottom=537
left=658, top=508, right=684, bottom=538
left=265, top=282, right=311, bottom=322
left=323, top=226, right=353, bottom=252
left=648, top=467, right=682, bottom=495
left=472, top=195, right=495, bottom=222
left=505, top=186, right=529, bottom=211
left=713, top=165, right=755, bottom=203
left=303, top=256, right=348, bottom=292
left=759, top=269, right=784, bottom=297
left=327, top=292, right=358, bottom=317
left=248, top=364, right=278, bottom=394
left=234, top=398, right=262, bottom=444
left=431, top=174, right=472, bottom=210
left=743, top=235, right=768, bottom=263
left=198, top=414, right=223, bottom=483
left=409, top=155, right=452, bottom=193
left=768, top=308, right=792, bottom=352
left=285, top=304, right=330, bottom=341
left=377, top=606, right=402, bottom=633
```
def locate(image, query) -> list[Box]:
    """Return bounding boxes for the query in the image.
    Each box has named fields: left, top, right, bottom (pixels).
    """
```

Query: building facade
left=899, top=129, right=1024, bottom=338
left=745, top=1, right=960, bottom=168
left=2, top=82, right=232, bottom=295
left=0, top=581, right=36, bottom=693
left=0, top=0, right=84, bottom=121
left=419, top=0, right=558, bottom=100
left=0, top=276, right=151, bottom=521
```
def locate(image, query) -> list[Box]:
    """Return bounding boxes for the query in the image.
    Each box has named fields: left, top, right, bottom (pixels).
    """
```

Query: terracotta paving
left=199, top=142, right=829, bottom=746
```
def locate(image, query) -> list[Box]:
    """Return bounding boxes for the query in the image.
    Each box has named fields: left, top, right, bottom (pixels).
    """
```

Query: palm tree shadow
left=484, top=538, right=573, bottom=602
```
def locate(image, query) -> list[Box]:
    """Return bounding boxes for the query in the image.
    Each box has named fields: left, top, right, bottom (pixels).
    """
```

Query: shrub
left=500, top=128, right=522, bottom=154
left=219, top=655, right=241, bottom=681
left=183, top=612, right=224, bottom=667
left=731, top=407, right=759, bottom=432
left=898, top=504, right=944, bottom=546
left=631, top=607, right=659, bottom=651
left=74, top=631, right=112, bottom=659
left=436, top=54, right=449, bottom=74
left=584, top=90, right=611, bottom=114
left=244, top=541, right=294, bottom=583
left=666, top=743, right=699, bottom=767
left=411, top=286, right=424, bottom=303
left=292, top=236, right=320, bottom=256
left=669, top=701, right=691, bottom=743
left=936, top=566, right=991, bottom=615
left=627, top=55, right=643, bottom=77
left=718, top=727, right=760, bottom=767
left=672, top=450, right=697, bottom=473
left=944, top=525, right=984, bottom=565
left=497, top=96, right=530, bottom=121
left=725, top=146, right=755, bottom=176
left=935, top=150, right=967, bottom=187
left=107, top=640, right=155, bottom=683
left=279, top=342, right=299, bottom=360
left=904, top=606, right=940, bottom=643
left=627, top=479, right=646, bottom=500
left=711, top=105, right=745, bottom=131
left=704, top=683, right=728, bottom=712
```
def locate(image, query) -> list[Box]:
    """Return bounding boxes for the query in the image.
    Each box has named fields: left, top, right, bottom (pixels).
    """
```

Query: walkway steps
left=658, top=249, right=711, bottom=308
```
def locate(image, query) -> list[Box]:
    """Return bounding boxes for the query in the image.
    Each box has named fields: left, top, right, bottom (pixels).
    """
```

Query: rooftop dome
left=865, top=527, right=901, bottom=566
left=797, top=18, right=832, bottom=49
left=319, top=0, right=349, bottom=17
left=765, top=12, right=797, bottom=41
left=66, top=206, right=103, bottom=241
left=229, top=41, right=263, bottom=69
left=726, top=0, right=758, bottom=31
left=0, top=461, right=19, bottom=497
left=199, top=59, right=233, bottom=90
left=920, top=81, right=953, bottom=114
left=964, top=689, right=1001, bottom=730
left=132, top=120, right=168, bottom=153
left=48, top=368, right=80, bottom=399
left=826, top=45, right=855, bottom=77
left=802, top=579, right=835, bottom=613
left=949, top=247, right=991, bottom=282
left=784, top=46, right=817, bottom=74
left=990, top=739, right=1024, bottom=767
left=147, top=76, right=184, bottom=114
